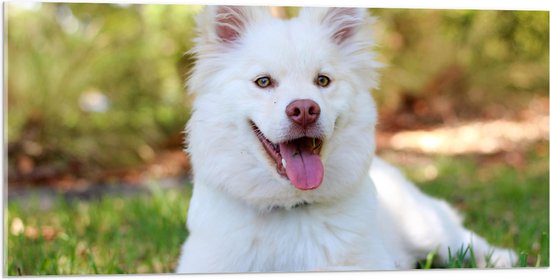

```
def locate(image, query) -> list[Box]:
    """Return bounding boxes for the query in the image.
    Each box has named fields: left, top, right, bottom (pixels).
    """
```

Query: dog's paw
left=485, top=247, right=518, bottom=268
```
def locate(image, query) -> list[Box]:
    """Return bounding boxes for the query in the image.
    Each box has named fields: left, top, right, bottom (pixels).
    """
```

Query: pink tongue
left=279, top=139, right=324, bottom=190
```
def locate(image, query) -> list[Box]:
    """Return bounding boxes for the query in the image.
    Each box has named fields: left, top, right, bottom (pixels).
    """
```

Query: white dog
left=176, top=6, right=517, bottom=272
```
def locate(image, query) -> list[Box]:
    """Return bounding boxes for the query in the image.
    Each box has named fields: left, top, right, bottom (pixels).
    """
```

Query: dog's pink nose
left=286, top=99, right=321, bottom=128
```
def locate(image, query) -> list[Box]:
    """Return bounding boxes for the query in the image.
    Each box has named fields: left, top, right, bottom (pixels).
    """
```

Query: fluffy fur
left=176, top=6, right=517, bottom=272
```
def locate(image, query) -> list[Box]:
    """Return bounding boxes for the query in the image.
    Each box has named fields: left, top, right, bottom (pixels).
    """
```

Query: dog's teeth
left=282, top=159, right=287, bottom=169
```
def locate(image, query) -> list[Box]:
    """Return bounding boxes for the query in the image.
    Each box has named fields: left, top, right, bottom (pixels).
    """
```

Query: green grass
left=6, top=143, right=549, bottom=275
left=6, top=186, right=191, bottom=275
left=385, top=142, right=549, bottom=269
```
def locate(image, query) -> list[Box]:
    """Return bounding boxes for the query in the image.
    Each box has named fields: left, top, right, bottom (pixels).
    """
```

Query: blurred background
left=4, top=2, right=549, bottom=275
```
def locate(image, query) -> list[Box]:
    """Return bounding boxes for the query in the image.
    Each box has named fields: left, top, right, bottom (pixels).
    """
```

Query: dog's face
left=187, top=6, right=380, bottom=210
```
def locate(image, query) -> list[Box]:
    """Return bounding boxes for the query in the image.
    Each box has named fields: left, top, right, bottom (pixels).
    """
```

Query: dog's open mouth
left=251, top=122, right=324, bottom=190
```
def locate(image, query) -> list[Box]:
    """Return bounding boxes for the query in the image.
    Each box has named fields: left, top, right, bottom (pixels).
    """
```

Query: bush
left=7, top=3, right=199, bottom=172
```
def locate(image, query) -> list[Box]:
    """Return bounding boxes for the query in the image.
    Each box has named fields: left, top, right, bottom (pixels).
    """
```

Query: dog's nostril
left=309, top=106, right=320, bottom=115
left=286, top=99, right=321, bottom=128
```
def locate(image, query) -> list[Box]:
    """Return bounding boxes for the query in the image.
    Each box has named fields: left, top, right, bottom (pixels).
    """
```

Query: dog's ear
left=300, top=7, right=368, bottom=45
left=323, top=8, right=365, bottom=44
left=200, top=6, right=272, bottom=44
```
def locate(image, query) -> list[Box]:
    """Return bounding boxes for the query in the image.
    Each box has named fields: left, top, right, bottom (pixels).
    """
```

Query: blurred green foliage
left=370, top=9, right=548, bottom=117
left=7, top=3, right=200, bottom=173
left=6, top=4, right=549, bottom=175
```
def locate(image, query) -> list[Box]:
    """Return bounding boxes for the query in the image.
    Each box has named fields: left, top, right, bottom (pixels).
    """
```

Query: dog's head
left=186, top=6, right=380, bottom=210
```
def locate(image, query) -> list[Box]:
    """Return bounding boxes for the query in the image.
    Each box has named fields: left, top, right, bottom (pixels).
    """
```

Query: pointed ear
left=202, top=5, right=273, bottom=44
left=300, top=7, right=367, bottom=45
left=324, top=8, right=365, bottom=44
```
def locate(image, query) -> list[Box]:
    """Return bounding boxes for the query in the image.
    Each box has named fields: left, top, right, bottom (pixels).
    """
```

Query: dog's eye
left=255, top=76, right=272, bottom=88
left=316, top=75, right=331, bottom=87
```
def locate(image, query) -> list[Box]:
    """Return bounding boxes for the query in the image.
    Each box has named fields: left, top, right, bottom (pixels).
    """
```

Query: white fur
left=176, top=6, right=517, bottom=273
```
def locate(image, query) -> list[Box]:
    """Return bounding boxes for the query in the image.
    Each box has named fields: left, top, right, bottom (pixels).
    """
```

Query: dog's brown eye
left=255, top=76, right=272, bottom=88
left=316, top=75, right=331, bottom=87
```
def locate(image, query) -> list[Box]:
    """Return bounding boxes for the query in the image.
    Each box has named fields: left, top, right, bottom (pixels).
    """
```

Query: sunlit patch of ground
left=378, top=113, right=548, bottom=155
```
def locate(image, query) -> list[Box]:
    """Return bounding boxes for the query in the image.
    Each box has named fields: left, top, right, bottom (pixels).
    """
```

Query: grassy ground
left=6, top=142, right=549, bottom=275
left=381, top=141, right=549, bottom=268
left=6, top=186, right=191, bottom=275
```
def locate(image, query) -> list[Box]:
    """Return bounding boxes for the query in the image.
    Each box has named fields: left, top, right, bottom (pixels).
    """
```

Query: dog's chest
left=232, top=208, right=370, bottom=271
